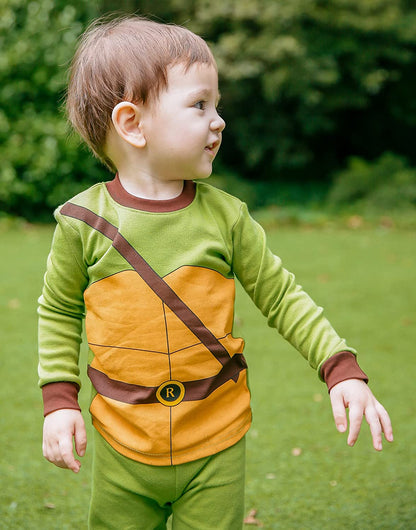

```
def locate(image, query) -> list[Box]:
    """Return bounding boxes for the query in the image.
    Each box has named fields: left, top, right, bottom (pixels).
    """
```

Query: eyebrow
left=188, top=88, right=221, bottom=104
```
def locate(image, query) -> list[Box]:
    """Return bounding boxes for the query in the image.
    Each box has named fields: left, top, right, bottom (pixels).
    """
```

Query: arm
left=231, top=204, right=356, bottom=372
left=232, top=204, right=393, bottom=448
left=38, top=213, right=88, bottom=391
left=38, top=210, right=89, bottom=468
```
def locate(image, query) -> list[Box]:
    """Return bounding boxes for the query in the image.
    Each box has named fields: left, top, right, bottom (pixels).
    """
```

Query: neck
left=117, top=170, right=185, bottom=200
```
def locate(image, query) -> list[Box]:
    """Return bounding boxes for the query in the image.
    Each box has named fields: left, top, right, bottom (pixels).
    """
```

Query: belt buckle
left=156, top=380, right=185, bottom=407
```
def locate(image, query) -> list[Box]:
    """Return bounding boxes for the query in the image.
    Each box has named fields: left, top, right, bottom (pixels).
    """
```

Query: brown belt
left=88, top=353, right=247, bottom=406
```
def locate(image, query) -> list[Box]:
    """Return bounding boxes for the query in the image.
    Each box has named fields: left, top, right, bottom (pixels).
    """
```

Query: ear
left=111, top=102, right=146, bottom=148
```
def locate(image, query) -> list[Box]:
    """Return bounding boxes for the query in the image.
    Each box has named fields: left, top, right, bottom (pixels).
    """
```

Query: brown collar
left=106, top=174, right=196, bottom=212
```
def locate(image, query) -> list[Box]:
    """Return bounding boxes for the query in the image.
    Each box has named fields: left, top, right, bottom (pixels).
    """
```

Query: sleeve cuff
left=320, top=351, right=369, bottom=392
left=42, top=382, right=81, bottom=417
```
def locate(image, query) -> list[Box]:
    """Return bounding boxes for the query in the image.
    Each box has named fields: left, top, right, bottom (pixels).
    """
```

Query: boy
left=38, top=15, right=393, bottom=530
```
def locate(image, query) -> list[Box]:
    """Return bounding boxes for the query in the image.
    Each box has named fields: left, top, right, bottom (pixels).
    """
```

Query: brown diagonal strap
left=61, top=202, right=231, bottom=366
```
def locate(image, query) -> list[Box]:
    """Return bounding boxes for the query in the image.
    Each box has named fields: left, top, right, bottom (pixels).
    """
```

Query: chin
left=194, top=167, right=213, bottom=180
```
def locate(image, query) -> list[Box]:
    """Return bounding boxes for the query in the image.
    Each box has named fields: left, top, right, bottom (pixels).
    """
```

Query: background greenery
left=1, top=221, right=414, bottom=528
left=1, top=0, right=416, bottom=219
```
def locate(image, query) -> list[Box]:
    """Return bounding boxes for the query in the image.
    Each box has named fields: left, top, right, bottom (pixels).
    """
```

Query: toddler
left=38, top=15, right=393, bottom=529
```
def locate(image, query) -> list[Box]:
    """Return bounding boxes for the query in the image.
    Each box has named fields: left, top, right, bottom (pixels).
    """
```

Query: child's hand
left=329, top=378, right=393, bottom=451
left=43, top=409, right=87, bottom=473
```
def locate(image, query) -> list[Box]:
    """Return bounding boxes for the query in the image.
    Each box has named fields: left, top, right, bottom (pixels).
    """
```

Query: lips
left=205, top=138, right=221, bottom=156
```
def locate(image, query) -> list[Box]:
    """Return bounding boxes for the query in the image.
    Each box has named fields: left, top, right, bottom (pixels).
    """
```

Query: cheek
left=148, top=113, right=206, bottom=154
left=169, top=126, right=203, bottom=150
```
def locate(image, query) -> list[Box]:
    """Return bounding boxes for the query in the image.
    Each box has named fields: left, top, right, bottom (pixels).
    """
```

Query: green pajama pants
left=89, top=431, right=246, bottom=530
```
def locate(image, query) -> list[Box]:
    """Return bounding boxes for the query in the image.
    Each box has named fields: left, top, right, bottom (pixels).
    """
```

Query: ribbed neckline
left=105, top=174, right=196, bottom=212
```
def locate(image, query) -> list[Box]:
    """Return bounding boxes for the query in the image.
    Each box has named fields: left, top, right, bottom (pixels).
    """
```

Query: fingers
left=377, top=402, right=394, bottom=443
left=329, top=389, right=348, bottom=433
left=363, top=402, right=383, bottom=451
left=74, top=415, right=87, bottom=458
left=329, top=379, right=394, bottom=451
left=364, top=401, right=394, bottom=451
left=59, top=436, right=81, bottom=473
left=347, top=402, right=366, bottom=448
left=43, top=433, right=80, bottom=472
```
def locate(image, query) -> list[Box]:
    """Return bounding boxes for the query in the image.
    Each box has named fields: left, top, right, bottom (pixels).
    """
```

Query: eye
left=194, top=101, right=206, bottom=111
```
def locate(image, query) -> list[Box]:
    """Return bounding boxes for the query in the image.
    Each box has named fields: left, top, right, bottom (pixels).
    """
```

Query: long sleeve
left=231, top=203, right=358, bottom=379
left=38, top=210, right=88, bottom=393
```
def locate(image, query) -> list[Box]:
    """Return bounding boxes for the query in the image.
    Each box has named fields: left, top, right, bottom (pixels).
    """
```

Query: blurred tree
left=1, top=0, right=416, bottom=219
left=145, top=0, right=416, bottom=186
left=328, top=152, right=416, bottom=211
left=0, top=0, right=105, bottom=220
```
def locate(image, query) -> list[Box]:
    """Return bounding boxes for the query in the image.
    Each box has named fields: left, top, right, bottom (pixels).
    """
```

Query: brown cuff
left=42, top=382, right=81, bottom=417
left=320, top=351, right=369, bottom=392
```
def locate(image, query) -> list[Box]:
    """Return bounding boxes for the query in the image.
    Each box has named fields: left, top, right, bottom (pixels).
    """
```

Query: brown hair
left=66, top=15, right=216, bottom=169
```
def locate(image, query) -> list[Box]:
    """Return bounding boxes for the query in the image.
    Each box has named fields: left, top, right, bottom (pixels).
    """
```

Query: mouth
left=205, top=138, right=221, bottom=156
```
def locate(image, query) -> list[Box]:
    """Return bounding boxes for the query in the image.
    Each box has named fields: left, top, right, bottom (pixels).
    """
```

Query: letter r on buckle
left=156, top=380, right=185, bottom=407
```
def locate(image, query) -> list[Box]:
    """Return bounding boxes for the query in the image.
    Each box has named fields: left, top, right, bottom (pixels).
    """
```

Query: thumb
left=74, top=415, right=87, bottom=457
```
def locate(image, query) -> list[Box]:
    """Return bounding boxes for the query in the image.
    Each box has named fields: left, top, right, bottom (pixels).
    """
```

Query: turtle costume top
left=38, top=177, right=367, bottom=466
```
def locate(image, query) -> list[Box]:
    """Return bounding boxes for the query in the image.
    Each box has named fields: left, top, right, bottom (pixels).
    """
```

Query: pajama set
left=38, top=176, right=367, bottom=528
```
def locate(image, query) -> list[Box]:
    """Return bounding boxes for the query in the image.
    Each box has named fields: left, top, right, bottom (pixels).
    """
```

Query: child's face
left=142, top=62, right=225, bottom=181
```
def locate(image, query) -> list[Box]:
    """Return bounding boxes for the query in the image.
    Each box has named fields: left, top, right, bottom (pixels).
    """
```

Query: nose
left=210, top=112, right=226, bottom=133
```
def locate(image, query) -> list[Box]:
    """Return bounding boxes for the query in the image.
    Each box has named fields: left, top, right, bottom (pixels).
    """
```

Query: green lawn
left=1, top=222, right=414, bottom=529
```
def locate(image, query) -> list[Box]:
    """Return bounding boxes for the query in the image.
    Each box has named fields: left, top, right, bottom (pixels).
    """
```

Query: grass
left=1, top=221, right=415, bottom=529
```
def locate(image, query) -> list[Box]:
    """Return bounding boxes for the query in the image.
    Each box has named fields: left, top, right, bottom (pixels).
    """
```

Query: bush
left=2, top=1, right=416, bottom=220
left=328, top=153, right=416, bottom=211
left=0, top=0, right=107, bottom=221
left=167, top=0, right=416, bottom=184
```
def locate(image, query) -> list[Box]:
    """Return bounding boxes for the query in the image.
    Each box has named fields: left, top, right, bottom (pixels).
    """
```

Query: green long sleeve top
left=38, top=177, right=367, bottom=466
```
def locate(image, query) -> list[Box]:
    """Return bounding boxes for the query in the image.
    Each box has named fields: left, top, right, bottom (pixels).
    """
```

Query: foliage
left=147, top=0, right=416, bottom=182
left=0, top=0, right=106, bottom=220
left=328, top=152, right=416, bottom=211
left=1, top=0, right=416, bottom=219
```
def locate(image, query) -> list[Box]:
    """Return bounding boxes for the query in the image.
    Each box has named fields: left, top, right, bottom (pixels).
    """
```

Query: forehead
left=165, top=62, right=219, bottom=96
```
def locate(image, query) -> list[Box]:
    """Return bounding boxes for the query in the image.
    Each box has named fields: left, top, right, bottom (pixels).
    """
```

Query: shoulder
left=195, top=181, right=245, bottom=215
left=52, top=182, right=115, bottom=240
left=196, top=181, right=242, bottom=203
left=53, top=181, right=117, bottom=227
left=56, top=182, right=108, bottom=213
left=196, top=184, right=265, bottom=244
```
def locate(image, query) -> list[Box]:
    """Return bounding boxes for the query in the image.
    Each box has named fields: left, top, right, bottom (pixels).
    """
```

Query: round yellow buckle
left=156, top=380, right=185, bottom=407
